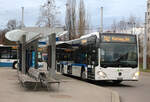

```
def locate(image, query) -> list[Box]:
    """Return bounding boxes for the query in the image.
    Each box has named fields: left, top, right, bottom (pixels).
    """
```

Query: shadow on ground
left=18, top=82, right=60, bottom=92
left=63, top=74, right=134, bottom=88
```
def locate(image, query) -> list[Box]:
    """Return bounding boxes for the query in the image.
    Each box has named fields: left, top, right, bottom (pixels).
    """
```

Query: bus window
left=11, top=50, right=17, bottom=59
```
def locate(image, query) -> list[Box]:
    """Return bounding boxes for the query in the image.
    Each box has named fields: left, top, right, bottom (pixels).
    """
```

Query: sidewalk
left=0, top=68, right=120, bottom=102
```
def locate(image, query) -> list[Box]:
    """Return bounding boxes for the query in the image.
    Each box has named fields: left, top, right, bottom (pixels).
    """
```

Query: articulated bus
left=56, top=32, right=139, bottom=84
left=0, top=45, right=17, bottom=68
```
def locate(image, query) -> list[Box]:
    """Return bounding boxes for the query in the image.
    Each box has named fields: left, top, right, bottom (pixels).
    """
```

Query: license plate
left=117, top=77, right=123, bottom=80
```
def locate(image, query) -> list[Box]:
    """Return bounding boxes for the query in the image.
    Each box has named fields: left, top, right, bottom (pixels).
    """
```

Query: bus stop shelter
left=5, top=30, right=60, bottom=90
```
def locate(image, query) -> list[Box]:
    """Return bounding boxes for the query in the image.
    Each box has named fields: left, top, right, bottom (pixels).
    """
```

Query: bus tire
left=67, top=65, right=72, bottom=74
left=81, top=67, right=86, bottom=80
left=112, top=80, right=122, bottom=85
left=13, top=61, right=18, bottom=69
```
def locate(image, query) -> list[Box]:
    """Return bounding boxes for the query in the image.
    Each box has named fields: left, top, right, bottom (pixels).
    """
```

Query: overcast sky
left=0, top=0, right=147, bottom=30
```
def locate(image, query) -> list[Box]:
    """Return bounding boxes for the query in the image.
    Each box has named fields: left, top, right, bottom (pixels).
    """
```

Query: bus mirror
left=96, top=39, right=100, bottom=47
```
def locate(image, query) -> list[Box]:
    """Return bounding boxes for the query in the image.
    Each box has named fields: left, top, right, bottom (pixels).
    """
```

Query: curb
left=80, top=80, right=121, bottom=102
left=74, top=79, right=121, bottom=102
left=111, top=90, right=120, bottom=102
left=141, top=72, right=150, bottom=76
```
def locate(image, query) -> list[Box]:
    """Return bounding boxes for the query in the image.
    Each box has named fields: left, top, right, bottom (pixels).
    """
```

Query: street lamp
left=100, top=7, right=103, bottom=33
left=133, top=22, right=136, bottom=35
left=143, top=12, right=147, bottom=70
left=21, top=7, right=24, bottom=29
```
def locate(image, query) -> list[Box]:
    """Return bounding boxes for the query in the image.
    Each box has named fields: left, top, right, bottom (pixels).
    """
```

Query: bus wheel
left=112, top=80, right=122, bottom=85
left=13, top=61, right=18, bottom=69
left=81, top=68, right=86, bottom=80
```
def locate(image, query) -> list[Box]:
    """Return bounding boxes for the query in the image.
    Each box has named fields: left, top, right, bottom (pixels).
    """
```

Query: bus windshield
left=100, top=43, right=138, bottom=68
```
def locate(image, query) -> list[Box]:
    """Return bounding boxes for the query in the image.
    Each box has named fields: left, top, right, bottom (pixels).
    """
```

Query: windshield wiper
left=114, top=53, right=128, bottom=62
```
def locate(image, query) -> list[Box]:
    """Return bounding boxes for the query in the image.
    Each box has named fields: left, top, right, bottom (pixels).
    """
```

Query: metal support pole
left=133, top=23, right=135, bottom=35
left=17, top=41, right=20, bottom=71
left=21, top=7, right=24, bottom=29
left=48, top=33, right=56, bottom=78
left=143, top=12, right=147, bottom=70
left=35, top=41, right=38, bottom=69
left=22, top=35, right=26, bottom=74
left=100, top=7, right=103, bottom=33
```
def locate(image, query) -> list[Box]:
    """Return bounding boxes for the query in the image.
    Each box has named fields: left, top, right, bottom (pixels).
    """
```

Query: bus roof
left=101, top=33, right=137, bottom=36
left=56, top=32, right=137, bottom=48
left=80, top=32, right=100, bottom=39
left=56, top=35, right=97, bottom=48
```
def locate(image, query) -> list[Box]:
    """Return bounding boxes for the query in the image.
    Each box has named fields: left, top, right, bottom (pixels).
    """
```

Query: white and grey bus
left=56, top=32, right=139, bottom=84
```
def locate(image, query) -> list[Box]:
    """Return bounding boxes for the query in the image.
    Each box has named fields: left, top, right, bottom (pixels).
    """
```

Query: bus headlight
left=98, top=71, right=107, bottom=78
left=134, top=71, right=140, bottom=77
left=133, top=71, right=140, bottom=79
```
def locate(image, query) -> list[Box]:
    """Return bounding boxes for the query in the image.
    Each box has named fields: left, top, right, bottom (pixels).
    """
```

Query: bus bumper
left=95, top=68, right=139, bottom=81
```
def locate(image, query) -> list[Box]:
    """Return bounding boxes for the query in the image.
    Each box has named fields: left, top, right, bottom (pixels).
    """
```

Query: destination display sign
left=101, top=35, right=136, bottom=43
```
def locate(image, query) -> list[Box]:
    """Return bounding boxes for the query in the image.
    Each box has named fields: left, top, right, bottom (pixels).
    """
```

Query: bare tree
left=110, top=15, right=142, bottom=33
left=85, top=12, right=91, bottom=34
left=65, top=0, right=71, bottom=40
left=7, top=19, right=17, bottom=30
left=6, top=19, right=24, bottom=30
left=128, top=15, right=136, bottom=27
left=77, top=0, right=86, bottom=38
left=111, top=19, right=117, bottom=33
left=65, top=0, right=77, bottom=40
left=65, top=0, right=89, bottom=39
left=127, top=15, right=142, bottom=28
left=36, top=0, right=59, bottom=28
left=71, top=0, right=77, bottom=39
left=118, top=18, right=127, bottom=32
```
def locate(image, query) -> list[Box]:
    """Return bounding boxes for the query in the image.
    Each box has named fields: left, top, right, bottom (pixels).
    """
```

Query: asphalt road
left=88, top=72, right=150, bottom=102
